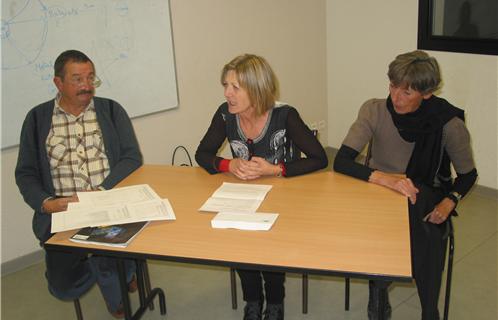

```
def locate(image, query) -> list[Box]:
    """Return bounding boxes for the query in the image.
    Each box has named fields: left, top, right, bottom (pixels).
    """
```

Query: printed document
left=75, top=184, right=161, bottom=207
left=211, top=182, right=272, bottom=200
left=199, top=182, right=272, bottom=212
left=52, top=185, right=176, bottom=233
left=211, top=212, right=279, bottom=231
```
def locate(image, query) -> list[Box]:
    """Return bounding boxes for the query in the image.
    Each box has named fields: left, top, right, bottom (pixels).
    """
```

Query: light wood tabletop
left=46, top=165, right=412, bottom=281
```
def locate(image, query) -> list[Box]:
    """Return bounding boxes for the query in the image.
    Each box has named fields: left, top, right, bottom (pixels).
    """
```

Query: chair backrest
left=171, top=145, right=193, bottom=166
left=364, top=140, right=372, bottom=166
left=284, top=129, right=318, bottom=163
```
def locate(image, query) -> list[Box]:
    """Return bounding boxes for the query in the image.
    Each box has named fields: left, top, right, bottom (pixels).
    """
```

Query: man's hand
left=42, top=195, right=78, bottom=214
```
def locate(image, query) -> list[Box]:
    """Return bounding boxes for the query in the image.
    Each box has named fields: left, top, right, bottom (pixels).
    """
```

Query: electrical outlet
left=310, top=122, right=318, bottom=130
left=318, top=120, right=326, bottom=131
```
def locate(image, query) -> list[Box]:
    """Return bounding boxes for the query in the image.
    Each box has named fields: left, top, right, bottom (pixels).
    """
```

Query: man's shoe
left=243, top=301, right=262, bottom=320
left=107, top=303, right=125, bottom=319
left=263, top=303, right=284, bottom=320
left=128, top=274, right=138, bottom=293
left=368, top=282, right=392, bottom=320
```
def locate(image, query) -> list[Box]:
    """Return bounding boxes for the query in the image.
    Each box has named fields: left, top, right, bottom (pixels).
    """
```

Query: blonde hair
left=221, top=54, right=279, bottom=116
left=387, top=50, right=441, bottom=94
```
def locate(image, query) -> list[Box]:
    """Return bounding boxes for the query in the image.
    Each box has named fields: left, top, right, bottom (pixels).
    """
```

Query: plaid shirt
left=46, top=98, right=110, bottom=196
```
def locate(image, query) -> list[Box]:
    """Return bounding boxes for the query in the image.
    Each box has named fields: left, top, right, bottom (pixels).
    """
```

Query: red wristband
left=278, top=162, right=286, bottom=177
left=218, top=159, right=231, bottom=172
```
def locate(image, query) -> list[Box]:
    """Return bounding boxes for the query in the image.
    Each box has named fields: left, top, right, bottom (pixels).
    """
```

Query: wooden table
left=46, top=165, right=412, bottom=317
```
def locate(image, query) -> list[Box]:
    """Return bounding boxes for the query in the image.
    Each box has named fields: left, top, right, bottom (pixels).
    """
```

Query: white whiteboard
left=1, top=0, right=178, bottom=148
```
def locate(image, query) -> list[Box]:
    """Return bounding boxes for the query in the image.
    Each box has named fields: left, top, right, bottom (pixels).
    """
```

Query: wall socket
left=309, top=120, right=326, bottom=133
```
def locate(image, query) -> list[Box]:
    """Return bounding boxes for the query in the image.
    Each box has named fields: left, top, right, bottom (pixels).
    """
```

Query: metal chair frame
left=71, top=260, right=155, bottom=319
left=230, top=129, right=328, bottom=314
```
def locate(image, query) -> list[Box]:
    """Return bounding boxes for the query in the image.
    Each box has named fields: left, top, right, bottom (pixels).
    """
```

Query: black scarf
left=386, top=95, right=464, bottom=188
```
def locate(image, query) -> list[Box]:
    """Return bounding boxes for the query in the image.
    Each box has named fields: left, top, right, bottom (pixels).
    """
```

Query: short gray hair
left=387, top=50, right=441, bottom=94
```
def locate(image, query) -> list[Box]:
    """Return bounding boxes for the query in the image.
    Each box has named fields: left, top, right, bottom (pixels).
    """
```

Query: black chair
left=295, top=130, right=351, bottom=313
left=73, top=299, right=83, bottom=320
left=443, top=219, right=455, bottom=320
left=230, top=129, right=320, bottom=314
left=71, top=259, right=154, bottom=319
left=229, top=129, right=350, bottom=314
left=343, top=142, right=455, bottom=318
left=342, top=221, right=455, bottom=317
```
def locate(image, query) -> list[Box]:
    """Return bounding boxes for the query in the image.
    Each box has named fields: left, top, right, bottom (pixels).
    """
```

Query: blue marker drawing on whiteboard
left=2, top=0, right=178, bottom=149
left=2, top=0, right=49, bottom=70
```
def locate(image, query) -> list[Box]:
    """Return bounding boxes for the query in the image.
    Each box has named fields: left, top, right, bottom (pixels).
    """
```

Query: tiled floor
left=2, top=191, right=496, bottom=320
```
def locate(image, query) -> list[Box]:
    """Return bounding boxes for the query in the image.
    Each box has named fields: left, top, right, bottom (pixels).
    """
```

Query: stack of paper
left=211, top=212, right=279, bottom=231
left=51, top=184, right=176, bottom=233
left=199, top=182, right=272, bottom=212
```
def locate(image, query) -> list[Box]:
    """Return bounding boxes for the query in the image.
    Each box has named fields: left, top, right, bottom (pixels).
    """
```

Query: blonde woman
left=196, top=54, right=327, bottom=320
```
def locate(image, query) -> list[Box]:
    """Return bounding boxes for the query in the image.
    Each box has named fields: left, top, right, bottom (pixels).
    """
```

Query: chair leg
left=230, top=268, right=237, bottom=309
left=302, top=273, right=308, bottom=314
left=443, top=222, right=455, bottom=320
left=142, top=260, right=155, bottom=311
left=345, top=277, right=350, bottom=311
left=74, top=299, right=83, bottom=320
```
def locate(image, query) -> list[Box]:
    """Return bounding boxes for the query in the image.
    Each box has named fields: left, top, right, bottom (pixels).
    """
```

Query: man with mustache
left=15, top=50, right=143, bottom=318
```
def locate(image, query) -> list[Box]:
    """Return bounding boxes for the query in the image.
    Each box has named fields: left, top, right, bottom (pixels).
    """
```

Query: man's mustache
left=77, top=90, right=93, bottom=95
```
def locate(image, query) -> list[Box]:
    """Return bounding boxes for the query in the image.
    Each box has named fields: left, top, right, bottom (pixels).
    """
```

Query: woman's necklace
left=239, top=111, right=269, bottom=140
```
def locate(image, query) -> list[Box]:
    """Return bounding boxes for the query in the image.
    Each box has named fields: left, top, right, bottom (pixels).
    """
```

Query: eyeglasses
left=67, top=75, right=102, bottom=88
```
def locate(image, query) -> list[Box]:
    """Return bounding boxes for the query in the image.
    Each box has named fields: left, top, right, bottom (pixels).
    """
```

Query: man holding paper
left=15, top=50, right=142, bottom=318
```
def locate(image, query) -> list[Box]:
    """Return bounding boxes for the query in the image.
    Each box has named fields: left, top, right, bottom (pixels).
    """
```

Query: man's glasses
left=67, top=75, right=102, bottom=88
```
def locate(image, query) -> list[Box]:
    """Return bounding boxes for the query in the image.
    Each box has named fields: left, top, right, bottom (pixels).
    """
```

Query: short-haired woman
left=334, top=50, right=478, bottom=320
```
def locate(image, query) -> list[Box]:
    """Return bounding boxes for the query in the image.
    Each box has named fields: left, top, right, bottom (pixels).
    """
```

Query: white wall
left=3, top=0, right=497, bottom=266
left=326, top=0, right=498, bottom=189
left=1, top=0, right=327, bottom=264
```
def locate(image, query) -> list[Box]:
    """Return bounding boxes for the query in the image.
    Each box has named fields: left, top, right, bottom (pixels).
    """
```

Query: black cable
left=171, top=145, right=193, bottom=167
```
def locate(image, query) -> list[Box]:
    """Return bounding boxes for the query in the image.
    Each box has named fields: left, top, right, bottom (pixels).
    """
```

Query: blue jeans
left=45, top=250, right=136, bottom=312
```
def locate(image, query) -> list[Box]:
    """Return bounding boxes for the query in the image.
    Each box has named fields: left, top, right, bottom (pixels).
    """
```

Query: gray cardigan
left=15, top=97, right=143, bottom=243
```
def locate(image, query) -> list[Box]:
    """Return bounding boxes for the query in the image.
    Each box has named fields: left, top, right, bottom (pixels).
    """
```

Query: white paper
left=199, top=197, right=263, bottom=213
left=212, top=182, right=272, bottom=200
left=52, top=206, right=128, bottom=232
left=127, top=199, right=176, bottom=221
left=211, top=212, right=279, bottom=231
left=76, top=184, right=161, bottom=207
left=67, top=202, right=93, bottom=210
left=51, top=198, right=176, bottom=233
left=199, top=182, right=272, bottom=212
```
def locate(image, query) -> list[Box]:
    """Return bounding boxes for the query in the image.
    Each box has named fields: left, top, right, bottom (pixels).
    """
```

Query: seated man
left=334, top=50, right=477, bottom=320
left=15, top=50, right=143, bottom=318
